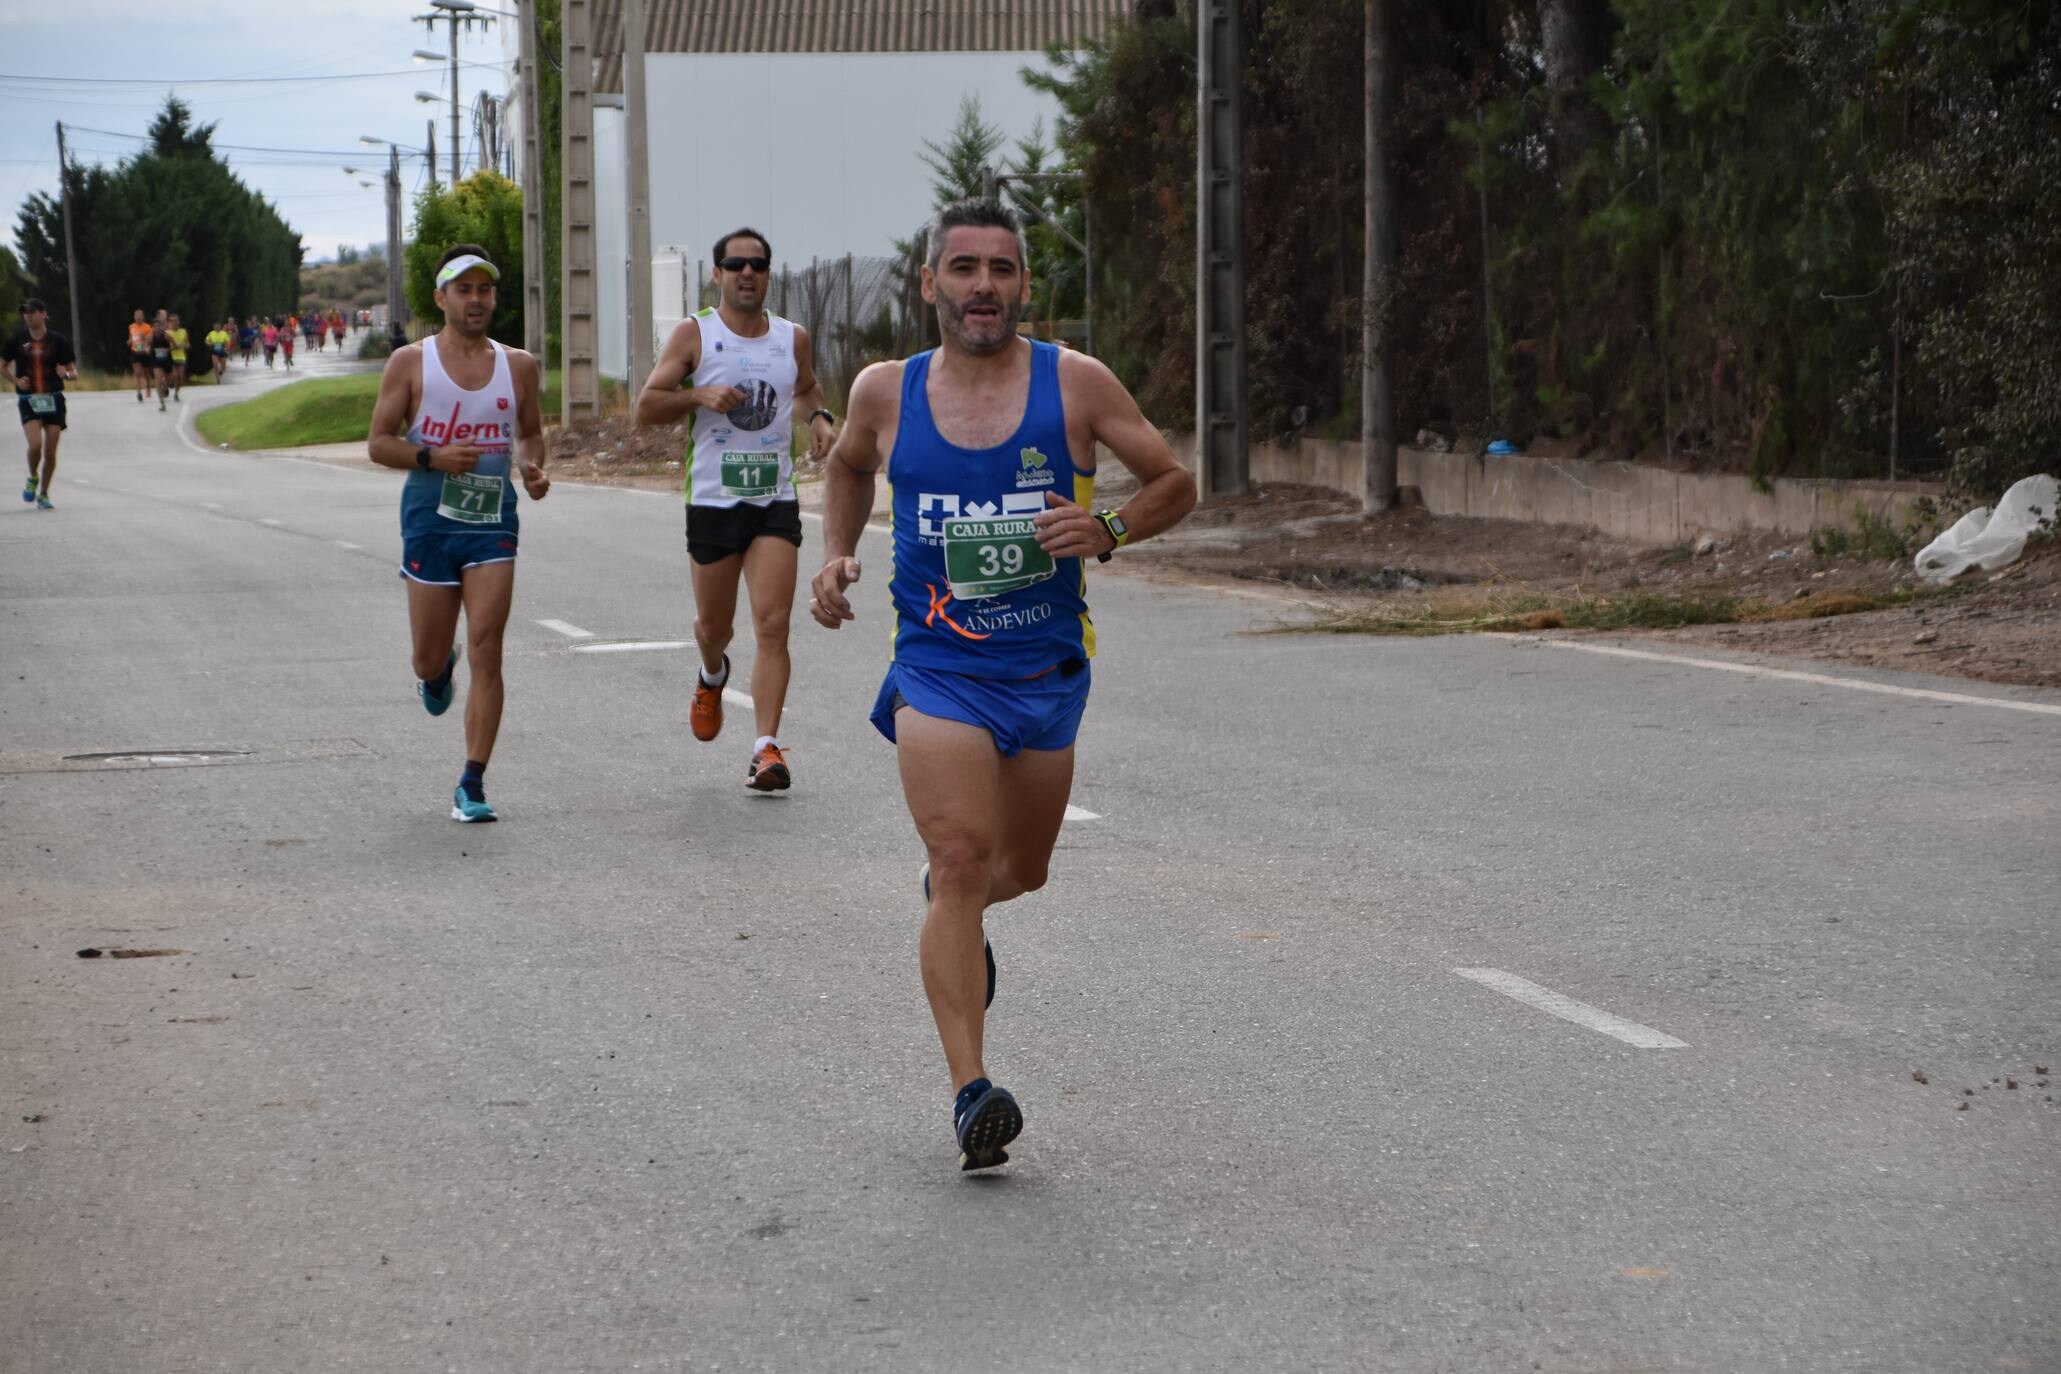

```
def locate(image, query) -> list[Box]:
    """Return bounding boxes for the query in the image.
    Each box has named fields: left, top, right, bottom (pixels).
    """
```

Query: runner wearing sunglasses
left=636, top=227, right=837, bottom=792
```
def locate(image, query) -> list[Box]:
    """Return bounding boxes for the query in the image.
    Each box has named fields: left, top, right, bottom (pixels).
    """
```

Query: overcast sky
left=2, top=0, right=518, bottom=266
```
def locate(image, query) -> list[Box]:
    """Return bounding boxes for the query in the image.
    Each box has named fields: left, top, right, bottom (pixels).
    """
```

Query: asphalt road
left=4, top=353, right=2057, bottom=1373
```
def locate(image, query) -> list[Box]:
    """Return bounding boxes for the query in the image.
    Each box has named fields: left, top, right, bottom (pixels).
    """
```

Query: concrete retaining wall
left=1165, top=434, right=1941, bottom=546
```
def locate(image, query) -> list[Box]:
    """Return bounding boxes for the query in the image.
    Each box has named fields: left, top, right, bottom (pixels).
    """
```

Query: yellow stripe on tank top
left=1074, top=470, right=1097, bottom=660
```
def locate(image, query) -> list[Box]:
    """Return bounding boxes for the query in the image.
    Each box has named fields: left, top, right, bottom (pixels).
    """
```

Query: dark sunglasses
left=717, top=255, right=770, bottom=273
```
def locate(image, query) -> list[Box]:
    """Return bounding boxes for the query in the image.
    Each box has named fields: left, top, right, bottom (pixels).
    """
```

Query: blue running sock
left=459, top=759, right=486, bottom=802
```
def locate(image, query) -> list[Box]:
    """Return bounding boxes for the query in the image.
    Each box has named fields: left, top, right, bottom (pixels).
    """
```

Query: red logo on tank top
left=416, top=402, right=513, bottom=445
left=497, top=398, right=509, bottom=410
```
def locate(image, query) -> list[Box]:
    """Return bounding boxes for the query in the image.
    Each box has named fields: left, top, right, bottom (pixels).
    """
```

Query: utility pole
left=623, top=0, right=654, bottom=394
left=386, top=144, right=406, bottom=335
left=561, top=0, right=600, bottom=419
left=1196, top=0, right=1247, bottom=498
left=427, top=120, right=439, bottom=189
left=517, top=0, right=548, bottom=371
left=421, top=0, right=494, bottom=184
left=1361, top=0, right=1398, bottom=512
left=53, top=122, right=83, bottom=347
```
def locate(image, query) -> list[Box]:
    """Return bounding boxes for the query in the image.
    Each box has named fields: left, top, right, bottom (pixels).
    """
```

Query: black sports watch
left=1093, top=509, right=1129, bottom=562
left=807, top=407, right=835, bottom=427
left=415, top=446, right=434, bottom=471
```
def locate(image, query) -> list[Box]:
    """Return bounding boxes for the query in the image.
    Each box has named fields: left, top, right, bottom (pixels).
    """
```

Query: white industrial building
left=511, top=0, right=1129, bottom=381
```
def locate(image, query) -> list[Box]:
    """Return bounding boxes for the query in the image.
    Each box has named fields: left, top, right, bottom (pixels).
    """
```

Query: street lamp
left=412, top=49, right=448, bottom=62
left=415, top=91, right=442, bottom=104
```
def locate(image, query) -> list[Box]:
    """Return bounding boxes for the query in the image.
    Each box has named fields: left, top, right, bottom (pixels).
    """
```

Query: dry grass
left=1267, top=585, right=1934, bottom=638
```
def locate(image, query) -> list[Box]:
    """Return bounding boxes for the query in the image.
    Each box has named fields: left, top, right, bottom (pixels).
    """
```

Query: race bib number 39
left=940, top=517, right=1054, bottom=600
left=719, top=452, right=782, bottom=498
left=437, top=470, right=505, bottom=524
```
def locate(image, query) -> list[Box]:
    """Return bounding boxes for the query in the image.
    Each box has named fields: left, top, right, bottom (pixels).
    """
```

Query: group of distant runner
left=367, top=203, right=1197, bottom=1173
left=125, top=306, right=362, bottom=402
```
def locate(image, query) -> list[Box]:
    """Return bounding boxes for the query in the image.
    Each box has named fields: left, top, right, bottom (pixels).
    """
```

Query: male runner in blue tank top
left=366, top=243, right=551, bottom=822
left=811, top=201, right=1196, bottom=1170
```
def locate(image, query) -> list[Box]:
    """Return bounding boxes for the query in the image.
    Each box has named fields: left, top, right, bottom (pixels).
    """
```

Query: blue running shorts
left=399, top=531, right=519, bottom=586
left=871, top=660, right=1091, bottom=757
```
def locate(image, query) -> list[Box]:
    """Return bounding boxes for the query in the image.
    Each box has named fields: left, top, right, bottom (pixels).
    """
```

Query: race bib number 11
left=719, top=452, right=781, bottom=498
left=940, top=517, right=1054, bottom=600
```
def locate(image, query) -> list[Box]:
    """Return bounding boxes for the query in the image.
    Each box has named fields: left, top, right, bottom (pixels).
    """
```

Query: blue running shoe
left=21, top=478, right=35, bottom=503
left=417, top=647, right=460, bottom=717
left=35, top=494, right=52, bottom=510
left=954, top=1078, right=1022, bottom=1171
left=450, top=782, right=497, bottom=823
left=922, top=863, right=994, bottom=1009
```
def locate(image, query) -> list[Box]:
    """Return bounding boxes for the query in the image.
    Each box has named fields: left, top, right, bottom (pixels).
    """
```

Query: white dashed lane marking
left=1063, top=805, right=1100, bottom=821
left=333, top=540, right=363, bottom=551
left=569, top=640, right=691, bottom=654
left=536, top=619, right=594, bottom=639
left=1455, top=968, right=1688, bottom=1049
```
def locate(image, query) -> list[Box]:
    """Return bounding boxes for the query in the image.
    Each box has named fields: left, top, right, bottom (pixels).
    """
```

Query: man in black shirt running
left=1, top=299, right=79, bottom=510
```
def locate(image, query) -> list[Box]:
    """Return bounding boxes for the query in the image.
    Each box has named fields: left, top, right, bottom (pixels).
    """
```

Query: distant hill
left=301, top=253, right=389, bottom=314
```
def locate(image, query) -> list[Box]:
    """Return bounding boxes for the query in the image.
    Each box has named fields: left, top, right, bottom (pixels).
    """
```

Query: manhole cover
left=0, top=739, right=374, bottom=775
left=62, top=750, right=254, bottom=767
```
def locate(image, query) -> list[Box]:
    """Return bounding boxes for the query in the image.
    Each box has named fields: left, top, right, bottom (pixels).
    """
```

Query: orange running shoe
left=690, top=655, right=728, bottom=742
left=747, top=741, right=791, bottom=792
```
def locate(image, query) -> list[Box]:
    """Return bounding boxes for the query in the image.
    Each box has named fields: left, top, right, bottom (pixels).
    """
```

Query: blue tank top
left=886, top=341, right=1096, bottom=677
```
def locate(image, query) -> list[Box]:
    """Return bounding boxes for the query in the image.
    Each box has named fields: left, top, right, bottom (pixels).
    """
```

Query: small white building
left=573, top=0, right=1128, bottom=379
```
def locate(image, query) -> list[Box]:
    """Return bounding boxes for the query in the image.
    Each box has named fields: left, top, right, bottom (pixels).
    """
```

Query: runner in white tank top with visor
left=636, top=226, right=837, bottom=792
left=366, top=244, right=550, bottom=823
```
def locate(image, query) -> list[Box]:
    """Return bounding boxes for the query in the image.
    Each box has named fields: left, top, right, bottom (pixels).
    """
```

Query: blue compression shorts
left=870, top=660, right=1091, bottom=757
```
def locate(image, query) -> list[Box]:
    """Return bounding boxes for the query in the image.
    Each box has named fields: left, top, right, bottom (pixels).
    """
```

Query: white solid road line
left=201, top=502, right=222, bottom=510
left=536, top=618, right=594, bottom=639
left=1455, top=968, right=1688, bottom=1049
left=259, top=518, right=285, bottom=527
left=1063, top=804, right=1100, bottom=821
left=333, top=540, right=363, bottom=551
left=1536, top=639, right=2061, bottom=718
left=722, top=688, right=755, bottom=711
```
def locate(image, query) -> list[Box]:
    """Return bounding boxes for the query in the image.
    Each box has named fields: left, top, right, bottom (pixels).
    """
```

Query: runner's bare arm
left=366, top=347, right=481, bottom=474
left=1035, top=352, right=1197, bottom=560
left=511, top=349, right=550, bottom=500
left=634, top=317, right=744, bottom=427
left=790, top=326, right=837, bottom=462
left=810, top=360, right=894, bottom=627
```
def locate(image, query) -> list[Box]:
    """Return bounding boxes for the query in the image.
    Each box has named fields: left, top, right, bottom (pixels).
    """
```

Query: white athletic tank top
left=685, top=307, right=797, bottom=508
left=401, top=336, right=520, bottom=536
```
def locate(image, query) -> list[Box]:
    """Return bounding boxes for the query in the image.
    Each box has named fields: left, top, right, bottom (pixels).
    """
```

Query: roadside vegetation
left=1269, top=586, right=1938, bottom=638
left=195, top=369, right=589, bottom=450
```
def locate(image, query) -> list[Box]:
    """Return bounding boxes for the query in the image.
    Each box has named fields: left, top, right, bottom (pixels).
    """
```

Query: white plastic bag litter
left=1913, top=474, right=2058, bottom=585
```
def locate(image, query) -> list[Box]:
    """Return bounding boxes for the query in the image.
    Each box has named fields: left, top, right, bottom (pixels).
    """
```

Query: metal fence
left=657, top=246, right=933, bottom=398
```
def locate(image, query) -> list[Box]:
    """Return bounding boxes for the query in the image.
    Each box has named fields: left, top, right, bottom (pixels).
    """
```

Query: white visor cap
left=436, top=254, right=501, bottom=288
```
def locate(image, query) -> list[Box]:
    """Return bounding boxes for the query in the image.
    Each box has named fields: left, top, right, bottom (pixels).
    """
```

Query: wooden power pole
left=1360, top=0, right=1399, bottom=512
left=561, top=0, right=600, bottom=420
left=1195, top=0, right=1247, bottom=498
left=623, top=0, right=654, bottom=395
left=53, top=123, right=83, bottom=348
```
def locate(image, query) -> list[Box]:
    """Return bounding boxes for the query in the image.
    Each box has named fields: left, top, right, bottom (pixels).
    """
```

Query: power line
left=0, top=63, right=504, bottom=88
left=59, top=124, right=433, bottom=160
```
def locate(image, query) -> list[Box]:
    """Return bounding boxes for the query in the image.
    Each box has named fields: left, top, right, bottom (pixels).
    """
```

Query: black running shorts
left=685, top=499, right=803, bottom=565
